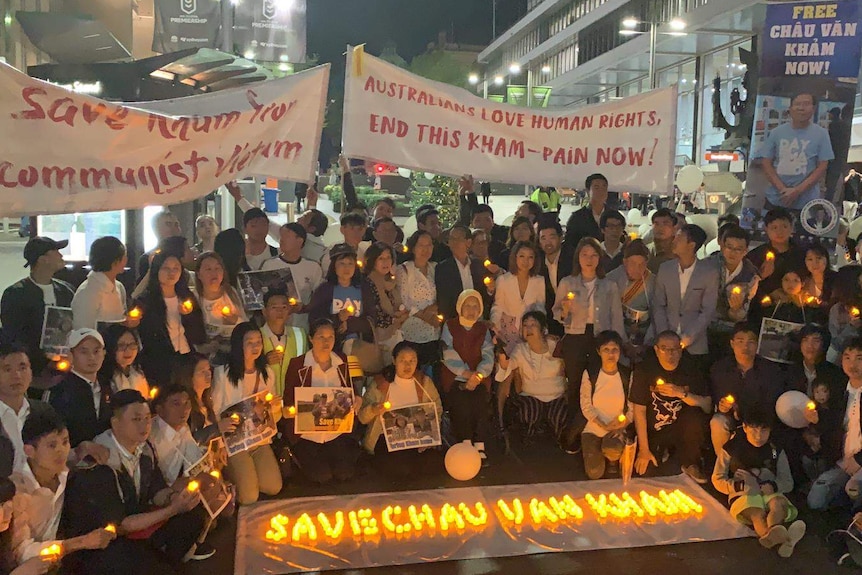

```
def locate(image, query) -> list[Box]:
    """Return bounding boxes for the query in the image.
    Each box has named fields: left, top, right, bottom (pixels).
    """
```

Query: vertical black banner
left=233, top=0, right=307, bottom=63
left=152, top=0, right=222, bottom=53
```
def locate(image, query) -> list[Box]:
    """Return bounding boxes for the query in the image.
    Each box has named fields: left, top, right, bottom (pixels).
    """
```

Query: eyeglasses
left=117, top=343, right=139, bottom=352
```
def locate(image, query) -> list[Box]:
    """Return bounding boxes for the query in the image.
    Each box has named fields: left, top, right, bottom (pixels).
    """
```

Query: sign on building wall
left=152, top=0, right=223, bottom=52
left=233, top=0, right=307, bottom=63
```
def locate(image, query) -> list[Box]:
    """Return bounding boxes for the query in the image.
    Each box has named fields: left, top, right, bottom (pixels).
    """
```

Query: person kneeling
left=61, top=390, right=208, bottom=574
left=580, top=331, right=632, bottom=479
left=359, top=342, right=444, bottom=479
left=712, top=408, right=805, bottom=557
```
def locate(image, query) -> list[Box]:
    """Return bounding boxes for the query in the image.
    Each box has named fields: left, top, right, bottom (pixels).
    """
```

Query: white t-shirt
left=583, top=278, right=596, bottom=325
left=163, top=297, right=191, bottom=354
left=201, top=292, right=248, bottom=339
left=245, top=248, right=272, bottom=271
left=260, top=256, right=323, bottom=331
left=34, top=281, right=56, bottom=307
left=388, top=376, right=420, bottom=408
left=582, top=370, right=626, bottom=438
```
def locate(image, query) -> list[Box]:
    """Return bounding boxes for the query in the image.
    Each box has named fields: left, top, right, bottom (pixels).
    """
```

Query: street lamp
left=618, top=17, right=686, bottom=89
left=509, top=63, right=521, bottom=74
left=541, top=65, right=551, bottom=74
left=493, top=75, right=504, bottom=85
left=468, top=73, right=479, bottom=85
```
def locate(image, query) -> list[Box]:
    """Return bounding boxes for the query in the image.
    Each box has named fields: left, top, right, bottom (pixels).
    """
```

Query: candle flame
left=383, top=401, right=392, bottom=410
left=617, top=414, right=626, bottom=423
left=230, top=413, right=240, bottom=423
left=187, top=480, right=199, bottom=492
left=128, top=307, right=141, bottom=319
left=402, top=245, right=409, bottom=253
left=288, top=297, right=297, bottom=306
left=56, top=359, right=70, bottom=372
left=483, top=277, right=492, bottom=285
left=356, top=260, right=364, bottom=268
left=806, top=401, right=816, bottom=411
left=852, top=307, right=861, bottom=318
left=221, top=305, right=232, bottom=316
left=437, top=314, right=444, bottom=322
left=766, top=251, right=775, bottom=261
left=725, top=395, right=735, bottom=404
left=40, top=544, right=61, bottom=557
left=566, top=292, right=575, bottom=300
left=265, top=393, right=274, bottom=402
left=483, top=259, right=491, bottom=267
left=731, top=286, right=741, bottom=295
left=288, top=406, right=296, bottom=415
left=656, top=378, right=665, bottom=386
left=761, top=296, right=772, bottom=306
left=275, top=345, right=284, bottom=353
left=210, top=470, right=220, bottom=479
left=149, top=387, right=158, bottom=400
left=105, top=524, right=116, bottom=534
left=346, top=305, right=356, bottom=314
left=182, top=299, right=193, bottom=312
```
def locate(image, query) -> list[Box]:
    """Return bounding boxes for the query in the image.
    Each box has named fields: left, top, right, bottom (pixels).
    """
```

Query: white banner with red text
left=342, top=47, right=676, bottom=191
left=0, top=62, right=329, bottom=216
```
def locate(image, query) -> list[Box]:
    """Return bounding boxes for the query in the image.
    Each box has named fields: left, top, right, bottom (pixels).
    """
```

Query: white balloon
left=675, top=165, right=704, bottom=194
left=775, top=390, right=812, bottom=429
left=424, top=172, right=436, bottom=180
left=444, top=441, right=482, bottom=481
left=397, top=168, right=412, bottom=179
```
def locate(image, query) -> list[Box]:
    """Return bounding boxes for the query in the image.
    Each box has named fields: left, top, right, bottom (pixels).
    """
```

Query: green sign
left=531, top=86, right=552, bottom=108
left=487, top=94, right=505, bottom=103
left=506, top=85, right=527, bottom=106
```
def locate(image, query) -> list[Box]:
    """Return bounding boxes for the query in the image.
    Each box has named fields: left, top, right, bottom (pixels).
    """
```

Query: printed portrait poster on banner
left=342, top=47, right=676, bottom=192
left=40, top=306, right=73, bottom=357
left=152, top=0, right=222, bottom=53
left=0, top=61, right=328, bottom=216
left=743, top=0, right=862, bottom=244
left=381, top=402, right=441, bottom=452
left=237, top=268, right=299, bottom=312
left=184, top=443, right=232, bottom=519
left=234, top=0, right=307, bottom=64
left=220, top=391, right=278, bottom=456
left=293, top=387, right=354, bottom=434
left=757, top=318, right=804, bottom=364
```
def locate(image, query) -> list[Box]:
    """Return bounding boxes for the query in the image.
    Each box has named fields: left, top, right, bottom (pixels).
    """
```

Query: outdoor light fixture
left=622, top=17, right=638, bottom=29
left=279, top=63, right=290, bottom=72
left=508, top=63, right=521, bottom=74
left=541, top=65, right=551, bottom=73
left=244, top=50, right=255, bottom=60
left=669, top=18, right=686, bottom=31
left=493, top=75, right=504, bottom=85
left=468, top=73, right=479, bottom=84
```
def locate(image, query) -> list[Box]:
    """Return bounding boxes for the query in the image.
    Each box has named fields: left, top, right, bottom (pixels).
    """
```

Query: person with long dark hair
left=364, top=242, right=408, bottom=362
left=396, top=231, right=442, bottom=367
left=213, top=228, right=246, bottom=288
left=170, top=352, right=231, bottom=445
left=134, top=252, right=206, bottom=388
left=97, top=323, right=149, bottom=398
left=491, top=241, right=545, bottom=355
left=194, top=251, right=247, bottom=353
left=496, top=216, right=536, bottom=270
left=210, top=322, right=282, bottom=504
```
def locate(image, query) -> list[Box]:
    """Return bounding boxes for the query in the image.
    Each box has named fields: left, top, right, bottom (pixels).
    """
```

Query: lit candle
left=765, top=251, right=775, bottom=261
left=476, top=373, right=484, bottom=380
left=483, top=276, right=492, bottom=286
left=182, top=299, right=194, bottom=312
left=617, top=414, right=627, bottom=423
left=346, top=304, right=356, bottom=314
left=230, top=413, right=240, bottom=423
left=852, top=307, right=861, bottom=318
left=383, top=401, right=392, bottom=410
left=483, top=259, right=492, bottom=268
left=56, top=359, right=70, bottom=372
left=104, top=523, right=116, bottom=534
left=288, top=297, right=297, bottom=306
left=437, top=314, right=444, bottom=322
left=149, top=387, right=158, bottom=400
left=761, top=296, right=772, bottom=306
left=806, top=401, right=816, bottom=411
left=731, top=286, right=742, bottom=295
left=288, top=405, right=296, bottom=415
left=275, top=345, right=284, bottom=353
left=725, top=394, right=735, bottom=405
left=264, top=393, right=274, bottom=402
left=629, top=232, right=638, bottom=240
left=656, top=378, right=665, bottom=386
left=221, top=305, right=232, bottom=317
left=187, top=480, right=199, bottom=492
left=209, top=470, right=220, bottom=479
left=566, top=292, right=575, bottom=300
left=128, top=307, right=142, bottom=319
left=356, top=260, right=364, bottom=269
left=40, top=543, right=61, bottom=557
left=402, top=245, right=409, bottom=253
left=806, top=296, right=817, bottom=305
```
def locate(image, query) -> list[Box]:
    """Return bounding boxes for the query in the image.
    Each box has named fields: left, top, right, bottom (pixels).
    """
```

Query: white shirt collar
left=303, top=351, right=343, bottom=369
left=0, top=397, right=29, bottom=419
left=19, top=460, right=68, bottom=496
left=152, top=415, right=180, bottom=444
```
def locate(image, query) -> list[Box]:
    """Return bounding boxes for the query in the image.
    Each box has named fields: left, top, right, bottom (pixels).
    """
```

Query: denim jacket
left=552, top=275, right=625, bottom=338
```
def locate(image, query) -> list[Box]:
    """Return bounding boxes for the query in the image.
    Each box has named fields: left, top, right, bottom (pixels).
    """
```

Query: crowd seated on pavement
left=3, top=163, right=862, bottom=572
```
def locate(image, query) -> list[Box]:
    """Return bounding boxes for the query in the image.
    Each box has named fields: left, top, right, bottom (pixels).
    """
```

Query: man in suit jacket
left=653, top=224, right=718, bottom=362
left=435, top=225, right=493, bottom=320
left=564, top=173, right=608, bottom=250
left=1, top=237, right=75, bottom=378
left=537, top=220, right=573, bottom=336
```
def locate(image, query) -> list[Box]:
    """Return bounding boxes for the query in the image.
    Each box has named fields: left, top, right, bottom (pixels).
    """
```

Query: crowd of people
left=1, top=163, right=862, bottom=573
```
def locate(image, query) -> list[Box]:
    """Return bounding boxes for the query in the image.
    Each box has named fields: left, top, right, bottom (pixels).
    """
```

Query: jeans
left=808, top=466, right=851, bottom=510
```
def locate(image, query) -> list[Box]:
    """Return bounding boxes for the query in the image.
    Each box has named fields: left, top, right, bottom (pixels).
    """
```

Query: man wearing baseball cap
left=47, top=328, right=111, bottom=465
left=0, top=237, right=74, bottom=379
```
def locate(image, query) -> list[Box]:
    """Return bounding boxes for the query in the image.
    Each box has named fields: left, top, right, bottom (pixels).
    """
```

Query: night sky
left=306, top=0, right=527, bottom=65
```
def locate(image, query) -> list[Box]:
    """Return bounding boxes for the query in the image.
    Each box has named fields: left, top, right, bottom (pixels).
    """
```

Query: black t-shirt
left=630, top=355, right=706, bottom=432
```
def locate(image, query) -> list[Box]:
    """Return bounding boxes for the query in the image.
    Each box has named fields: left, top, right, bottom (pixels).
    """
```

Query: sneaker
left=778, top=520, right=806, bottom=558
left=759, top=525, right=789, bottom=549
left=188, top=542, right=216, bottom=561
left=681, top=464, right=708, bottom=484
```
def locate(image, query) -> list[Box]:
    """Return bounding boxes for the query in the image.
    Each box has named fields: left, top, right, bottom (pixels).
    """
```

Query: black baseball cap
left=23, top=237, right=67, bottom=267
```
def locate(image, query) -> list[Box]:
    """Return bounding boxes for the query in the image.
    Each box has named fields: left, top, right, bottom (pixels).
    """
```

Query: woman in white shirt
left=579, top=331, right=633, bottom=479
left=211, top=322, right=282, bottom=505
left=490, top=241, right=545, bottom=355
left=496, top=311, right=569, bottom=448
left=71, top=236, right=132, bottom=330
left=553, top=237, right=624, bottom=408
left=358, top=341, right=443, bottom=478
left=97, top=323, right=149, bottom=398
left=195, top=251, right=248, bottom=353
left=397, top=231, right=441, bottom=367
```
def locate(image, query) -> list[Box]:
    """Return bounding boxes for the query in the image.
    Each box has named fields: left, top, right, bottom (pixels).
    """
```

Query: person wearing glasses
left=630, top=330, right=712, bottom=484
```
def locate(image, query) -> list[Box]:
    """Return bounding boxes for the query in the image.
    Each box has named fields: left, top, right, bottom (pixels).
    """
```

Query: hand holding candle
left=128, top=307, right=142, bottom=320
left=383, top=401, right=392, bottom=410
left=766, top=251, right=775, bottom=261
left=288, top=297, right=298, bottom=306
left=182, top=299, right=194, bottom=314
left=40, top=543, right=62, bottom=558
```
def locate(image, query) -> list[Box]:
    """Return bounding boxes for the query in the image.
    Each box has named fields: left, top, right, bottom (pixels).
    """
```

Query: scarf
left=456, top=289, right=483, bottom=328
left=368, top=270, right=403, bottom=341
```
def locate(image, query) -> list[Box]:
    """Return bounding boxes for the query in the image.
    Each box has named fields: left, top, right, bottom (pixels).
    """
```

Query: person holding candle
left=746, top=208, right=807, bottom=307
left=537, top=220, right=573, bottom=338
left=396, top=231, right=442, bottom=369
left=435, top=225, right=494, bottom=320
left=148, top=384, right=204, bottom=485
left=711, top=408, right=804, bottom=557
left=708, top=323, right=788, bottom=455
left=358, top=341, right=443, bottom=477
left=134, top=252, right=206, bottom=388
left=553, top=237, right=624, bottom=410
left=496, top=311, right=570, bottom=448
left=706, top=225, right=760, bottom=364
left=440, top=290, right=494, bottom=444
left=800, top=379, right=844, bottom=484
left=319, top=212, right=371, bottom=273
left=282, top=319, right=360, bottom=485
left=786, top=323, right=847, bottom=404
left=631, top=330, right=712, bottom=483
left=63, top=389, right=209, bottom=572
left=363, top=242, right=408, bottom=363
left=210, top=323, right=282, bottom=504
left=491, top=241, right=545, bottom=357
left=1, top=476, right=58, bottom=574
left=757, top=269, right=827, bottom=331
left=802, top=242, right=837, bottom=308
left=194, top=251, right=247, bottom=351
left=97, top=324, right=149, bottom=398
left=10, top=409, right=115, bottom=566
left=71, top=236, right=130, bottom=331
left=257, top=289, right=306, bottom=397
left=580, top=331, right=633, bottom=479
left=606, top=240, right=654, bottom=364
left=826, top=265, right=862, bottom=363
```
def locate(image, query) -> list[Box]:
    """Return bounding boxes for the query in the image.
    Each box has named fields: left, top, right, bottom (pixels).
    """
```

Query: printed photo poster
left=238, top=268, right=299, bottom=311
left=743, top=0, right=862, bottom=244
left=185, top=442, right=231, bottom=519
left=220, top=391, right=278, bottom=456
left=293, top=387, right=355, bottom=434
left=40, top=306, right=73, bottom=357
left=381, top=402, right=441, bottom=453
left=758, top=318, right=804, bottom=364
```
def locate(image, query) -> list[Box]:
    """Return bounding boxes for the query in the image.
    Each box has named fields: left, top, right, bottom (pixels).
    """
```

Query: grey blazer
left=652, top=258, right=719, bottom=355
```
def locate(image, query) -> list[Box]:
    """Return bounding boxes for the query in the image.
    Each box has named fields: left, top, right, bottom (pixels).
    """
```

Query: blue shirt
left=753, top=121, right=834, bottom=209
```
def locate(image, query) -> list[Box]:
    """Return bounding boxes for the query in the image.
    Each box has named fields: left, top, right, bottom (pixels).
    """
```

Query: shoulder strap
left=291, top=326, right=307, bottom=356
left=269, top=245, right=279, bottom=256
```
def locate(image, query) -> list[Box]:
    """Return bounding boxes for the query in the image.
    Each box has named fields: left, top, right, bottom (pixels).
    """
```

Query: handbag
left=348, top=325, right=386, bottom=375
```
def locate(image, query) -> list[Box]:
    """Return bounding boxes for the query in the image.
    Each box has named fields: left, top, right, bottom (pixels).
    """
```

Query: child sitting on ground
left=712, top=408, right=806, bottom=557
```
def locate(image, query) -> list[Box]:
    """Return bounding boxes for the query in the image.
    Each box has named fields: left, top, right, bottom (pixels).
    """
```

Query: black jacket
left=539, top=245, right=574, bottom=336
left=0, top=277, right=74, bottom=374
left=48, top=372, right=112, bottom=447
left=564, top=206, right=603, bottom=250
left=435, top=257, right=492, bottom=320
left=785, top=359, right=848, bottom=411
